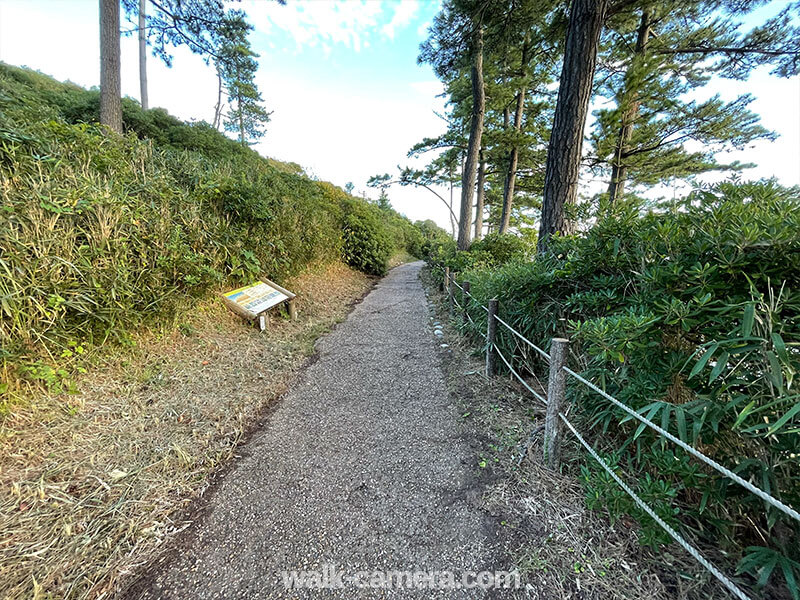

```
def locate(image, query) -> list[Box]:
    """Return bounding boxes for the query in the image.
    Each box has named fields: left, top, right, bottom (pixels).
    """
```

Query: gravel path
left=125, top=261, right=505, bottom=599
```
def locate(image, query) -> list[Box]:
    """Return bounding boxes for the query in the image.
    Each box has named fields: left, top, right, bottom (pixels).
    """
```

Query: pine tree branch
left=656, top=45, right=799, bottom=58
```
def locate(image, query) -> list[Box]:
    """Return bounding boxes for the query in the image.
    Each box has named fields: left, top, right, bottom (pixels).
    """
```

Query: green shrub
left=438, top=180, right=800, bottom=595
left=426, top=232, right=530, bottom=272
left=465, top=232, right=532, bottom=267
left=0, top=63, right=423, bottom=399
left=341, top=198, right=392, bottom=276
left=407, top=219, right=447, bottom=258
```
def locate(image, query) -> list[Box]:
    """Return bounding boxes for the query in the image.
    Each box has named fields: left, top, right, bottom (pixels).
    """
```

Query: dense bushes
left=428, top=232, right=532, bottom=271
left=0, top=63, right=424, bottom=397
left=408, top=218, right=452, bottom=259
left=435, top=181, right=800, bottom=595
left=340, top=198, right=392, bottom=275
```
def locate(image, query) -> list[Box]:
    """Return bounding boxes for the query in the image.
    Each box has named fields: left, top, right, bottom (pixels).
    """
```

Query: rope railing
left=494, top=315, right=550, bottom=361
left=433, top=264, right=800, bottom=598
left=559, top=414, right=751, bottom=600
left=563, top=366, right=800, bottom=523
left=494, top=344, right=546, bottom=405
left=463, top=287, right=489, bottom=313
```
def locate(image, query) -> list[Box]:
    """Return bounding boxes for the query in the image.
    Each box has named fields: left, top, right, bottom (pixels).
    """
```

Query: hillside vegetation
left=0, top=63, right=439, bottom=401
left=431, top=182, right=800, bottom=597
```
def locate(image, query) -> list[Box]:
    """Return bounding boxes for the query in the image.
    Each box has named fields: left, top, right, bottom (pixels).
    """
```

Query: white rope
left=494, top=314, right=550, bottom=361
left=438, top=264, right=799, bottom=527
left=464, top=312, right=487, bottom=340
left=463, top=288, right=489, bottom=313
left=560, top=414, right=751, bottom=600
left=494, top=344, right=547, bottom=405
left=563, top=367, right=800, bottom=524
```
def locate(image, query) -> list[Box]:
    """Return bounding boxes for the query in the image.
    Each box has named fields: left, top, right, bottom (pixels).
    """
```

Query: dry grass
left=421, top=267, right=699, bottom=600
left=0, top=262, right=372, bottom=600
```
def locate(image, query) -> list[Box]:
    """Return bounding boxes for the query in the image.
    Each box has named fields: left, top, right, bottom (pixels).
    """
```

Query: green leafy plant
left=436, top=179, right=800, bottom=595
left=0, top=63, right=429, bottom=399
left=737, top=546, right=800, bottom=600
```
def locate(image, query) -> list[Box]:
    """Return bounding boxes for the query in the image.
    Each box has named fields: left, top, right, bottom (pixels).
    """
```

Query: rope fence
left=494, top=343, right=546, bottom=405
left=559, top=414, right=751, bottom=600
left=494, top=314, right=550, bottom=361
left=563, top=366, right=800, bottom=522
left=434, top=265, right=800, bottom=600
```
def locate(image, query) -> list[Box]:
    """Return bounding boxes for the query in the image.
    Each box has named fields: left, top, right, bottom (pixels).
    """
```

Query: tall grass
left=0, top=63, right=424, bottom=399
left=431, top=182, right=800, bottom=596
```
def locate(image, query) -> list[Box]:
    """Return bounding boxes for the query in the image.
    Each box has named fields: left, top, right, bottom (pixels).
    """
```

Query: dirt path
left=124, top=261, right=506, bottom=599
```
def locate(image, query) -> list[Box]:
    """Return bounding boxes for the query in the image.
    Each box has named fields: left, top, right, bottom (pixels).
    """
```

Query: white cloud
left=244, top=0, right=386, bottom=52
left=382, top=1, right=420, bottom=40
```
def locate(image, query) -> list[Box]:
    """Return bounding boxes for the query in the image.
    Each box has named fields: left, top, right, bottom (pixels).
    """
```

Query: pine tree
left=216, top=11, right=271, bottom=146
left=138, top=0, right=148, bottom=110
left=122, top=0, right=227, bottom=65
left=412, top=0, right=559, bottom=240
left=538, top=0, right=609, bottom=253
left=592, top=1, right=798, bottom=207
left=420, top=0, right=490, bottom=250
left=122, top=0, right=244, bottom=111
left=99, top=0, right=122, bottom=133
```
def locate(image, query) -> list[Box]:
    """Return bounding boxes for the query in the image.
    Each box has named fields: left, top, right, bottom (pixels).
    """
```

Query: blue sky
left=0, top=0, right=798, bottom=231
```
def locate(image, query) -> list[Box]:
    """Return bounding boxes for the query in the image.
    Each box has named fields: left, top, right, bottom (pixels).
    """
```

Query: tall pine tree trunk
left=238, top=101, right=245, bottom=145
left=235, top=64, right=246, bottom=146
left=499, top=94, right=522, bottom=233
left=138, top=0, right=148, bottom=110
left=458, top=26, right=485, bottom=251
left=537, top=0, right=608, bottom=253
left=474, top=149, right=486, bottom=241
left=607, top=8, right=651, bottom=206
left=448, top=169, right=456, bottom=237
left=100, top=0, right=122, bottom=133
left=213, top=66, right=223, bottom=129
left=499, top=35, right=530, bottom=234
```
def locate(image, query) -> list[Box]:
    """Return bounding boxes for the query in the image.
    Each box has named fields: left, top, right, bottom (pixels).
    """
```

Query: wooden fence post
left=448, top=279, right=454, bottom=317
left=544, top=337, right=569, bottom=469
left=462, top=281, right=470, bottom=324
left=486, top=298, right=498, bottom=376
left=443, top=266, right=450, bottom=292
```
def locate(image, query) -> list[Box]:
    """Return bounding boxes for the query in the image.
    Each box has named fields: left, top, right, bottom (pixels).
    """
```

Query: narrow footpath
left=125, top=261, right=505, bottom=599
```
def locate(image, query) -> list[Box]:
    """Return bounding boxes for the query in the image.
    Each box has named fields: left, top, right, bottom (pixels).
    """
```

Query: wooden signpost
left=221, top=277, right=297, bottom=330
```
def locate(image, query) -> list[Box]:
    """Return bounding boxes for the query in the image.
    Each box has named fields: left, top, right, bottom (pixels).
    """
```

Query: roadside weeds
left=420, top=266, right=714, bottom=600
left=0, top=261, right=374, bottom=600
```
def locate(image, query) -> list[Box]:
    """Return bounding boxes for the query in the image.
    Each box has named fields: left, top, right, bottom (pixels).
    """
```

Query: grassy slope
left=0, top=63, right=422, bottom=405
left=0, top=64, right=423, bottom=598
left=1, top=262, right=372, bottom=599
